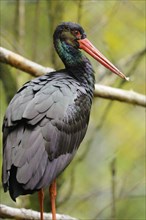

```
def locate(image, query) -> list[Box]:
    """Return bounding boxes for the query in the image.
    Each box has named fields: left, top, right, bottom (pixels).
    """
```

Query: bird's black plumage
left=2, top=22, right=95, bottom=201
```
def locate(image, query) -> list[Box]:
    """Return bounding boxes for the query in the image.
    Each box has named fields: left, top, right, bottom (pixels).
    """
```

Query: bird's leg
left=38, top=189, right=44, bottom=220
left=49, top=180, right=57, bottom=220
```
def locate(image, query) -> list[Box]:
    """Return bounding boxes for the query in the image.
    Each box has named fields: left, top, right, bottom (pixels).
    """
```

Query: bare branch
left=94, top=84, right=146, bottom=107
left=0, top=204, right=77, bottom=220
left=0, top=47, right=54, bottom=77
left=0, top=47, right=145, bottom=107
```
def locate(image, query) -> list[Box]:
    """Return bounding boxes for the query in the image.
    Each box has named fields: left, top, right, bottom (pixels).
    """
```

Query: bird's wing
left=2, top=72, right=92, bottom=195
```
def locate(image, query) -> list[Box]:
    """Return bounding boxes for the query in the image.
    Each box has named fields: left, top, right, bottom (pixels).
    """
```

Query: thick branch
left=0, top=47, right=54, bottom=77
left=0, top=204, right=77, bottom=220
left=94, top=84, right=146, bottom=107
left=0, top=47, right=145, bottom=107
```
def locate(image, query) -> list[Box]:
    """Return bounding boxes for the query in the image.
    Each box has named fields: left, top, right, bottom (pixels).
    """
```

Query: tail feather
left=9, top=166, right=35, bottom=201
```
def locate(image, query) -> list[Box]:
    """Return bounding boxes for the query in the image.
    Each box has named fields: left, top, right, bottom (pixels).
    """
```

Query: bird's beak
left=78, top=38, right=129, bottom=80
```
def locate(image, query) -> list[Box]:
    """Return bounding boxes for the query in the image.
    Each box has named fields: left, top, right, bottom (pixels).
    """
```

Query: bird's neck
left=55, top=40, right=95, bottom=90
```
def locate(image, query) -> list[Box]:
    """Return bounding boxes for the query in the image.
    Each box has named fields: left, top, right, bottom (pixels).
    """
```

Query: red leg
left=38, top=189, right=44, bottom=220
left=49, top=180, right=57, bottom=220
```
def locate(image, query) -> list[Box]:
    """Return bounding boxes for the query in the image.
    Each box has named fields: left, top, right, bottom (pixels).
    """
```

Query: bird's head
left=53, top=22, right=128, bottom=80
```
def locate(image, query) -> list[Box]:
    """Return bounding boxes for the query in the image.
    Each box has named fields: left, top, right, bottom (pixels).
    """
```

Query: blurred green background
left=0, top=0, right=145, bottom=219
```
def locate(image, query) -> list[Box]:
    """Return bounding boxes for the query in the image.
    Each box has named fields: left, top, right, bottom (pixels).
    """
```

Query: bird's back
left=2, top=70, right=93, bottom=201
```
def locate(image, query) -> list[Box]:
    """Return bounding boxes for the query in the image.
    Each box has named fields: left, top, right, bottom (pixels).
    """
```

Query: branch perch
left=0, top=47, right=145, bottom=107
left=0, top=204, right=77, bottom=220
left=94, top=84, right=146, bottom=107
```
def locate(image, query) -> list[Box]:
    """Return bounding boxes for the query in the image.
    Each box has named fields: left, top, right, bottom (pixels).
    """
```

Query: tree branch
left=0, top=204, right=77, bottom=220
left=0, top=47, right=145, bottom=107
left=0, top=47, right=54, bottom=77
left=94, top=84, right=146, bottom=107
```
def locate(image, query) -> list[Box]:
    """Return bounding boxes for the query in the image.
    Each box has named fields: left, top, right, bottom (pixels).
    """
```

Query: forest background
left=0, top=0, right=145, bottom=219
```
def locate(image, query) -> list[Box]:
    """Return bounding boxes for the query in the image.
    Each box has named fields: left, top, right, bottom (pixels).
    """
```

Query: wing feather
left=2, top=71, right=92, bottom=199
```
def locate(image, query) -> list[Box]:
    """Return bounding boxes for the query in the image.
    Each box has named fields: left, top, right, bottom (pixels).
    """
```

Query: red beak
left=78, top=38, right=129, bottom=80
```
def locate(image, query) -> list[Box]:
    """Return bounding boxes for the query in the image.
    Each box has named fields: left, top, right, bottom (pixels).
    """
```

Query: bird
left=2, top=22, right=128, bottom=220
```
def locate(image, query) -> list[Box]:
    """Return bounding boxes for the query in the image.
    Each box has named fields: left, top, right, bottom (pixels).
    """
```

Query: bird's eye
left=72, top=30, right=81, bottom=39
left=74, top=30, right=79, bottom=35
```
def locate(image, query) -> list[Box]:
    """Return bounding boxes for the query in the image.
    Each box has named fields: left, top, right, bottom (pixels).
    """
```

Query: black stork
left=2, top=22, right=128, bottom=220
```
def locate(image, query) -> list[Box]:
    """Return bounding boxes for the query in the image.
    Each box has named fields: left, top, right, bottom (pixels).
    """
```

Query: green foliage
left=0, top=0, right=145, bottom=219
